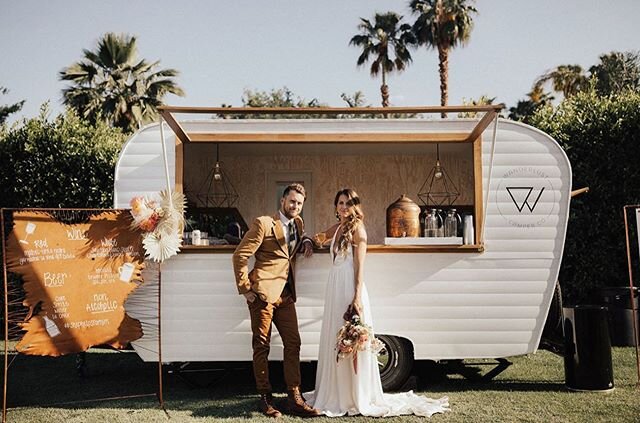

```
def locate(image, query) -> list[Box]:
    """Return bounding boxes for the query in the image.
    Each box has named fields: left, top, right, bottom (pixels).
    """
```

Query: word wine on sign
left=66, top=227, right=87, bottom=241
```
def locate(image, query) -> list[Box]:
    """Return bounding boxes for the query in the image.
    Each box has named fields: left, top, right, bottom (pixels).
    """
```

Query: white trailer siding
left=115, top=119, right=570, bottom=362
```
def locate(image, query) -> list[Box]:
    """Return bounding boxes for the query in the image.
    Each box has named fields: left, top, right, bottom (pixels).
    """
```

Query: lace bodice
left=330, top=225, right=353, bottom=266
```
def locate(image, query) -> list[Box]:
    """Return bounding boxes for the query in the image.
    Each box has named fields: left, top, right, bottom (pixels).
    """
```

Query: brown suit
left=232, top=213, right=306, bottom=393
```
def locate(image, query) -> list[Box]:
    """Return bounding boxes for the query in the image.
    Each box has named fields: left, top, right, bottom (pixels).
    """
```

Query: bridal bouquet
left=129, top=190, right=186, bottom=262
left=335, top=309, right=384, bottom=374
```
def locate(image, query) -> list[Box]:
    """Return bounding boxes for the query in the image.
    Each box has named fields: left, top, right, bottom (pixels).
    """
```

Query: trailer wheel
left=542, top=280, right=563, bottom=340
left=377, top=335, right=413, bottom=391
left=540, top=280, right=565, bottom=355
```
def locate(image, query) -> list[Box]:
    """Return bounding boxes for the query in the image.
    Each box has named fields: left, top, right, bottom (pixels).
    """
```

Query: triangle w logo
left=506, top=187, right=545, bottom=213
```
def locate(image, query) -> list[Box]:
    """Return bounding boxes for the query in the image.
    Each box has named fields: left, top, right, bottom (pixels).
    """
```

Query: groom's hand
left=302, top=239, right=313, bottom=258
left=243, top=291, right=257, bottom=303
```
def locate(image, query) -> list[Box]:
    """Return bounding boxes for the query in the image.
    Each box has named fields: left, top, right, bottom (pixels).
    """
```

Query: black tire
left=542, top=280, right=563, bottom=340
left=377, top=335, right=414, bottom=391
left=539, top=280, right=565, bottom=355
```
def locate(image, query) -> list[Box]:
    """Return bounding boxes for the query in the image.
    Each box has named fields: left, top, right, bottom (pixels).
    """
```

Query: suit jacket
left=232, top=213, right=306, bottom=304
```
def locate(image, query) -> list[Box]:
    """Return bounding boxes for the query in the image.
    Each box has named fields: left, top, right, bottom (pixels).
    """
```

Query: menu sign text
left=5, top=210, right=146, bottom=356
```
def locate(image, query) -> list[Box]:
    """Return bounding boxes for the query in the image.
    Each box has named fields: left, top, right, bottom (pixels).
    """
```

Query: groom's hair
left=283, top=183, right=306, bottom=199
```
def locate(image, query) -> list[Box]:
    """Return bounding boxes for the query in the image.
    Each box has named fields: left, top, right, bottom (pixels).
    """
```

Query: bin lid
left=574, top=305, right=608, bottom=310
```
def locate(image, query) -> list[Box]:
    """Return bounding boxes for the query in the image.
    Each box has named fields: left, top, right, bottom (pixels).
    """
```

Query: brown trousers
left=247, top=289, right=301, bottom=393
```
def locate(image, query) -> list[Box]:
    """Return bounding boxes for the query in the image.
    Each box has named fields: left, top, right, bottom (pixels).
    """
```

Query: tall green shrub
left=530, top=89, right=640, bottom=304
left=0, top=106, right=125, bottom=208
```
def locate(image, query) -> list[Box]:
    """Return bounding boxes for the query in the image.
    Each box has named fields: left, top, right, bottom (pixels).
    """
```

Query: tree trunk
left=438, top=45, right=449, bottom=118
left=381, top=70, right=389, bottom=108
left=380, top=85, right=390, bottom=108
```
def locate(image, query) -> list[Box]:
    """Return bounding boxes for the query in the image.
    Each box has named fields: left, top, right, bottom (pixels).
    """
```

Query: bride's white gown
left=305, top=228, right=450, bottom=417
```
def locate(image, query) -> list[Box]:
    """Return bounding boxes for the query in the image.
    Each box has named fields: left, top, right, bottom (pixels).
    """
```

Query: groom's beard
left=281, top=207, right=299, bottom=220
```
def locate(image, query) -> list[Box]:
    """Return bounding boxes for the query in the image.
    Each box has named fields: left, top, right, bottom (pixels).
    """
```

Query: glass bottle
left=420, top=209, right=429, bottom=237
left=436, top=209, right=445, bottom=237
left=424, top=209, right=442, bottom=237
left=444, top=209, right=460, bottom=237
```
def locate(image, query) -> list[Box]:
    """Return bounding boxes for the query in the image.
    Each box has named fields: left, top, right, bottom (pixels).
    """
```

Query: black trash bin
left=600, top=287, right=640, bottom=346
left=563, top=305, right=614, bottom=392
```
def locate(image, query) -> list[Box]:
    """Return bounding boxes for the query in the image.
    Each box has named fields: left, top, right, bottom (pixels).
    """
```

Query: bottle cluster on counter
left=384, top=194, right=474, bottom=246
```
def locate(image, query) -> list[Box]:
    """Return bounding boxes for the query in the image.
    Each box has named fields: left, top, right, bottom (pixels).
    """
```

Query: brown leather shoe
left=259, top=393, right=282, bottom=418
left=282, top=387, right=321, bottom=417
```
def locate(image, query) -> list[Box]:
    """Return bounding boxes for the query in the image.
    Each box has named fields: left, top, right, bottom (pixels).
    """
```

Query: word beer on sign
left=4, top=210, right=146, bottom=356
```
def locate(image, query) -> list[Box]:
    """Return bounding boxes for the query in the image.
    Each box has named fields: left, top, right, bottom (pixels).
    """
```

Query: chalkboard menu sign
left=4, top=210, right=146, bottom=356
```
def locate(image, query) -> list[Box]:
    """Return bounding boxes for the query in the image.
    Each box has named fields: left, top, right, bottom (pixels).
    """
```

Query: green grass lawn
left=2, top=344, right=638, bottom=422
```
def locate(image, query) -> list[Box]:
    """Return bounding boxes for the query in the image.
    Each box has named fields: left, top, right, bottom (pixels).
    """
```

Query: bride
left=305, top=188, right=450, bottom=417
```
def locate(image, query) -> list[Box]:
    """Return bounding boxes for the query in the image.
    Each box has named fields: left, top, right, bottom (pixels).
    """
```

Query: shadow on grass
left=5, top=349, right=159, bottom=409
left=413, top=360, right=566, bottom=394
left=429, top=379, right=566, bottom=393
left=3, top=348, right=566, bottom=420
left=181, top=397, right=257, bottom=419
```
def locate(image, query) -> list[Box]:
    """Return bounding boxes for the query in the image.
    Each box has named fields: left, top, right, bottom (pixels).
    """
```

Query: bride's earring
left=335, top=210, right=340, bottom=221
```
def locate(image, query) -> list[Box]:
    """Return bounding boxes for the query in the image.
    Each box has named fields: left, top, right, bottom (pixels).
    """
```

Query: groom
left=232, top=183, right=320, bottom=418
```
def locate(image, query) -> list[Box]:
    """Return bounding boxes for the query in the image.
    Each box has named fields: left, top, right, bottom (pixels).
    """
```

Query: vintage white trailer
left=115, top=106, right=570, bottom=389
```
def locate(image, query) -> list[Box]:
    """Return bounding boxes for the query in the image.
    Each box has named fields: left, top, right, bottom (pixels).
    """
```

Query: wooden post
left=623, top=205, right=640, bottom=388
left=2, top=209, right=9, bottom=423
left=479, top=113, right=499, bottom=245
left=157, top=263, right=166, bottom=412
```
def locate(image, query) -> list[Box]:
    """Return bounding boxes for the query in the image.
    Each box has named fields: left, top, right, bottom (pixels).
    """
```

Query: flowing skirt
left=305, top=254, right=450, bottom=417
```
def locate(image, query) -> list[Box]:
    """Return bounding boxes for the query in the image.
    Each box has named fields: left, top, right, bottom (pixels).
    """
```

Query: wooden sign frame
left=0, top=208, right=166, bottom=423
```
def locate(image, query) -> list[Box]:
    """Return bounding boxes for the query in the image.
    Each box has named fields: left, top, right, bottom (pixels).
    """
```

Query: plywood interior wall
left=183, top=144, right=474, bottom=244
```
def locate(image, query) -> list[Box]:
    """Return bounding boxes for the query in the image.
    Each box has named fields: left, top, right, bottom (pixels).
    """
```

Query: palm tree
left=457, top=94, right=496, bottom=118
left=350, top=12, right=416, bottom=107
left=508, top=85, right=554, bottom=123
left=527, top=84, right=555, bottom=105
left=410, top=0, right=477, bottom=115
left=60, top=32, right=184, bottom=132
left=341, top=91, right=369, bottom=108
left=534, top=65, right=588, bottom=99
left=0, top=86, right=25, bottom=125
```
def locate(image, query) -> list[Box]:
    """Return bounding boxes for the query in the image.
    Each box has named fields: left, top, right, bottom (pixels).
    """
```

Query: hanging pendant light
left=418, top=143, right=460, bottom=207
left=194, top=144, right=239, bottom=207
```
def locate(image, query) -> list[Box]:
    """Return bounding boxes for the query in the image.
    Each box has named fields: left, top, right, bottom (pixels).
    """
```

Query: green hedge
left=530, top=89, right=640, bottom=304
left=0, top=107, right=125, bottom=209
left=1, top=108, right=125, bottom=339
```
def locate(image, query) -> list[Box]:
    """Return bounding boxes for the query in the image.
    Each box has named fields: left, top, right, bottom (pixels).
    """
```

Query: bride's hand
left=313, top=232, right=327, bottom=247
left=351, top=298, right=363, bottom=317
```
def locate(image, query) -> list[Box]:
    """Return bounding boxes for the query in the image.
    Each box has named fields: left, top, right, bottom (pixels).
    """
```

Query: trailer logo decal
left=496, top=167, right=556, bottom=228
left=506, top=187, right=545, bottom=212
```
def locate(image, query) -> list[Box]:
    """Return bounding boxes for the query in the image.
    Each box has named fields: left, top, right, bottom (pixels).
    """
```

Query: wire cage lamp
left=417, top=143, right=460, bottom=207
left=194, top=144, right=239, bottom=207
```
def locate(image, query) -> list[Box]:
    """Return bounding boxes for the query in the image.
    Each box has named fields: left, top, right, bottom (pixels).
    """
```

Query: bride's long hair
left=334, top=188, right=364, bottom=253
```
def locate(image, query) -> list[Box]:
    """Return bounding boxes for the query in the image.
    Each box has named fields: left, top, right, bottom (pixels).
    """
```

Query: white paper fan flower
left=159, top=190, right=186, bottom=216
left=134, top=189, right=187, bottom=262
left=142, top=230, right=182, bottom=262
left=155, top=190, right=186, bottom=235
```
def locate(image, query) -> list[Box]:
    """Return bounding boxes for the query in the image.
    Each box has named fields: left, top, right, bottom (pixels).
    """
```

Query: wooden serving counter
left=179, top=244, right=484, bottom=254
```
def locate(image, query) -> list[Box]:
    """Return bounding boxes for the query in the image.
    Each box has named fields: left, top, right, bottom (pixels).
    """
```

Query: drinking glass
left=19, top=222, right=36, bottom=244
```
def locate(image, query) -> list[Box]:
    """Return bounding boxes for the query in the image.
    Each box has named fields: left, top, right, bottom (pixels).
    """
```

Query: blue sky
left=1, top=0, right=639, bottom=122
